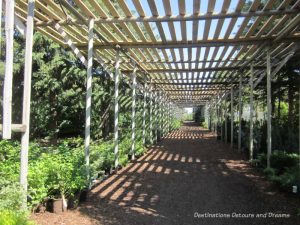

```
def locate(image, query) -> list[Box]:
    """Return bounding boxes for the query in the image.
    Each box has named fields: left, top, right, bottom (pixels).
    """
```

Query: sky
left=125, top=0, right=245, bottom=67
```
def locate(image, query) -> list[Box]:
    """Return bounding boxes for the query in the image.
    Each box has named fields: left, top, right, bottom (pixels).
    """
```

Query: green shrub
left=258, top=151, right=299, bottom=173
left=272, top=166, right=300, bottom=190
left=172, top=119, right=181, bottom=130
left=263, top=167, right=276, bottom=179
left=0, top=210, right=36, bottom=225
left=0, top=183, right=25, bottom=212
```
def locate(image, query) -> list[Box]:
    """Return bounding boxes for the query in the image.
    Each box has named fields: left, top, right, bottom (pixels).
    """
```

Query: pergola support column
left=267, top=49, right=272, bottom=168
left=131, top=66, right=137, bottom=160
left=249, top=64, right=254, bottom=161
left=114, top=49, right=120, bottom=168
left=20, top=0, right=35, bottom=200
left=230, top=86, right=234, bottom=148
left=149, top=89, right=153, bottom=144
left=2, top=0, right=15, bottom=139
left=224, top=98, right=228, bottom=144
left=142, top=84, right=147, bottom=145
left=84, top=18, right=94, bottom=183
left=238, top=73, right=242, bottom=151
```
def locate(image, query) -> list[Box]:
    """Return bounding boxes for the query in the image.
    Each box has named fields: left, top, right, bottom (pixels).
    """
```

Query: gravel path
left=32, top=123, right=300, bottom=225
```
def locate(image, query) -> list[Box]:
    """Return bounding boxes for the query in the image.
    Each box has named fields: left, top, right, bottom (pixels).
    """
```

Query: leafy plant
left=0, top=210, right=36, bottom=225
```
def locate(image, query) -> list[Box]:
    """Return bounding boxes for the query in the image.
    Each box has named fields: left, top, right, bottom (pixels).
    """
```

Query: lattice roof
left=15, top=0, right=300, bottom=106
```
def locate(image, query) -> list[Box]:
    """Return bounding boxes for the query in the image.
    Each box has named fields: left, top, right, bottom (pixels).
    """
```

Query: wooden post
left=142, top=83, right=147, bottom=145
left=84, top=18, right=94, bottom=183
left=114, top=49, right=120, bottom=168
left=20, top=0, right=35, bottom=199
left=231, top=86, right=234, bottom=148
left=249, top=64, right=254, bottom=161
left=159, top=92, right=162, bottom=139
left=299, top=81, right=300, bottom=182
left=2, top=0, right=15, bottom=139
left=0, top=0, right=2, bottom=41
left=267, top=49, right=272, bottom=169
left=225, top=102, right=228, bottom=144
left=149, top=88, right=153, bottom=144
left=154, top=92, right=158, bottom=143
left=220, top=98, right=223, bottom=141
left=238, top=73, right=242, bottom=151
left=131, top=66, right=137, bottom=160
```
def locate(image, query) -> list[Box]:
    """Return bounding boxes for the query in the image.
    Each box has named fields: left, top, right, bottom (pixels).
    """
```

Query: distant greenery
left=254, top=151, right=300, bottom=192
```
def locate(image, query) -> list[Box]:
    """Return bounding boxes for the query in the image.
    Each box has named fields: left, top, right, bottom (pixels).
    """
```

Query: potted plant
left=45, top=152, right=86, bottom=213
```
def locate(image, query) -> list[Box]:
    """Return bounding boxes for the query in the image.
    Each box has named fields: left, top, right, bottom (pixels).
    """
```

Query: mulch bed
left=31, top=122, right=300, bottom=225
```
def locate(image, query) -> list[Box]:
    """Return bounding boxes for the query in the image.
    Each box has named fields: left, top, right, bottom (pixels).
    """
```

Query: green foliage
left=258, top=151, right=300, bottom=191
left=258, top=151, right=299, bottom=173
left=0, top=210, right=36, bottom=225
left=172, top=119, right=181, bottom=130
left=0, top=183, right=25, bottom=212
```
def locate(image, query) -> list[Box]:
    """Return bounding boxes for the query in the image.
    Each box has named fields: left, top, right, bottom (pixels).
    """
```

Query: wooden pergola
left=1, top=0, right=300, bottom=199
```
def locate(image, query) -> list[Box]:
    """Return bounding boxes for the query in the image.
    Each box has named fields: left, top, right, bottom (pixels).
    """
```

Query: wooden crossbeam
left=123, top=66, right=265, bottom=73
left=77, top=36, right=300, bottom=49
left=35, top=9, right=300, bottom=26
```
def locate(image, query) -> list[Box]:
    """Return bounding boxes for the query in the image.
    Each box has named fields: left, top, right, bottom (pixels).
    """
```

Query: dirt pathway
left=32, top=123, right=300, bottom=225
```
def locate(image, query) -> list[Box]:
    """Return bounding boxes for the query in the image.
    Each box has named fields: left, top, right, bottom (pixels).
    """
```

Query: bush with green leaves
left=0, top=210, right=36, bottom=225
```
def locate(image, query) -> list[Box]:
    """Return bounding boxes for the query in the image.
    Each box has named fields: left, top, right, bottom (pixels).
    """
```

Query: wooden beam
left=0, top=124, right=26, bottom=133
left=36, top=9, right=300, bottom=26
left=123, top=66, right=265, bottom=73
left=77, top=36, right=300, bottom=49
left=14, top=15, right=26, bottom=37
left=54, top=23, right=88, bottom=67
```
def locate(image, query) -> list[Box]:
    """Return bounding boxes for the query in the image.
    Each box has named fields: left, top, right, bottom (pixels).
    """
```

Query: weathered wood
left=36, top=9, right=299, bottom=26
left=0, top=124, right=26, bottom=133
left=3, top=0, right=15, bottom=139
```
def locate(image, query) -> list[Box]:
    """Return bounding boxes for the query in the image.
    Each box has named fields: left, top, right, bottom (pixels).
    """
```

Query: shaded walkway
left=33, top=123, right=300, bottom=225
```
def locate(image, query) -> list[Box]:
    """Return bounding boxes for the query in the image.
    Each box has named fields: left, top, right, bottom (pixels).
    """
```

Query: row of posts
left=207, top=52, right=272, bottom=168
left=1, top=1, right=178, bottom=204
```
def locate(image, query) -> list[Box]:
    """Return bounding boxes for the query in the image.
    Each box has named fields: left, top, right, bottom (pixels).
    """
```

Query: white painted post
left=159, top=92, right=162, bottom=139
left=220, top=98, right=223, bottom=141
left=267, top=49, right=272, bottom=169
left=0, top=0, right=2, bottom=42
left=20, top=0, right=35, bottom=198
left=131, top=66, right=137, bottom=160
left=142, top=83, right=147, bottom=145
left=249, top=64, right=254, bottom=161
left=114, top=49, right=120, bottom=168
left=149, top=88, right=153, bottom=144
left=2, top=0, right=15, bottom=139
left=225, top=101, right=228, bottom=144
left=154, top=92, right=158, bottom=143
left=238, top=73, right=242, bottom=151
left=84, top=18, right=94, bottom=183
left=231, top=86, right=234, bottom=148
